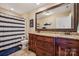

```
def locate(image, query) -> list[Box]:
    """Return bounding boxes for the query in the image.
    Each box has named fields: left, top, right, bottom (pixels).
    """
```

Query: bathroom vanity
left=29, top=33, right=79, bottom=56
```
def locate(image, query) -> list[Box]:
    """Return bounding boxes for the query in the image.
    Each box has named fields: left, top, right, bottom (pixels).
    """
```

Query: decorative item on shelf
left=42, top=27, right=46, bottom=29
left=44, top=23, right=51, bottom=26
left=29, top=19, right=34, bottom=27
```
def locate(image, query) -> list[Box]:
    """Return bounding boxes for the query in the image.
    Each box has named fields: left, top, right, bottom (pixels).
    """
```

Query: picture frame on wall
left=29, top=19, right=34, bottom=27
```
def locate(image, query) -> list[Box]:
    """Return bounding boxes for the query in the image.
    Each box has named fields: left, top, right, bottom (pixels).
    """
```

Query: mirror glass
left=36, top=3, right=75, bottom=31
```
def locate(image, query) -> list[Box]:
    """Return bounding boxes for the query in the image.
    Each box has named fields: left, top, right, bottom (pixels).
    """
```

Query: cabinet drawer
left=68, top=40, right=79, bottom=44
left=37, top=35, right=54, bottom=43
left=44, top=37, right=54, bottom=43
left=56, top=37, right=79, bottom=48
left=67, top=40, right=79, bottom=48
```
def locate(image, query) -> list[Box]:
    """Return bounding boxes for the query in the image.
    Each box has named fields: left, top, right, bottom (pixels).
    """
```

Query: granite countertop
left=29, top=32, right=79, bottom=40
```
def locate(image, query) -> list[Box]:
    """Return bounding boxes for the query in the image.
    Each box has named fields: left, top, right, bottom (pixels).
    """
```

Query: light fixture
left=36, top=3, right=40, bottom=5
left=10, top=8, right=14, bottom=10
left=43, top=12, right=53, bottom=16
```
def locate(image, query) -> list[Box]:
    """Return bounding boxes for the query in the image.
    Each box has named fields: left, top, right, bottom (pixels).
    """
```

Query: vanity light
left=45, top=12, right=52, bottom=15
left=36, top=3, right=40, bottom=5
left=43, top=12, right=53, bottom=16
left=10, top=8, right=14, bottom=11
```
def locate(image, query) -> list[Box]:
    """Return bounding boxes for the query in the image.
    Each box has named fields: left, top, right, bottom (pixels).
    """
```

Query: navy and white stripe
left=0, top=13, right=25, bottom=51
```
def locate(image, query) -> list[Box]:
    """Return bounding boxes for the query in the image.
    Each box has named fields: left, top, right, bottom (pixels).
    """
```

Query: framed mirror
left=35, top=3, right=78, bottom=32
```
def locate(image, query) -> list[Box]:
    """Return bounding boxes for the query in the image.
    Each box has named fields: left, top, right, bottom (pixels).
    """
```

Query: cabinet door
left=29, top=34, right=32, bottom=50
left=55, top=37, right=79, bottom=56
left=36, top=35, right=55, bottom=56
left=43, top=42, right=55, bottom=55
left=29, top=34, right=34, bottom=51
left=36, top=48, right=52, bottom=56
left=29, top=34, right=36, bottom=52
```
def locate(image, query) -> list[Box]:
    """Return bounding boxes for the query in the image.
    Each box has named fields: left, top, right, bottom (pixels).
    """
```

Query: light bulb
left=10, top=8, right=14, bottom=10
left=36, top=3, right=40, bottom=5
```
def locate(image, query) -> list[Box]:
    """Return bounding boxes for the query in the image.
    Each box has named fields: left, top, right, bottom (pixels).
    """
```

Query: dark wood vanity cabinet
left=36, top=35, right=55, bottom=56
left=29, top=33, right=79, bottom=56
left=55, top=37, right=79, bottom=56
left=29, top=33, right=36, bottom=52
left=29, top=33, right=55, bottom=56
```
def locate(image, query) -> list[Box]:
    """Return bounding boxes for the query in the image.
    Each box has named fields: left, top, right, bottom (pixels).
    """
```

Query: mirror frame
left=35, top=3, right=78, bottom=32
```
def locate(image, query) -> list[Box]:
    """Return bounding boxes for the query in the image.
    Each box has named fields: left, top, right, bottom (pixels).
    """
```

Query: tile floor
left=10, top=48, right=36, bottom=56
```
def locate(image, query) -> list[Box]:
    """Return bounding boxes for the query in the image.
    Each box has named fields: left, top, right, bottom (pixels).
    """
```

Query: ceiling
left=0, top=3, right=51, bottom=14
